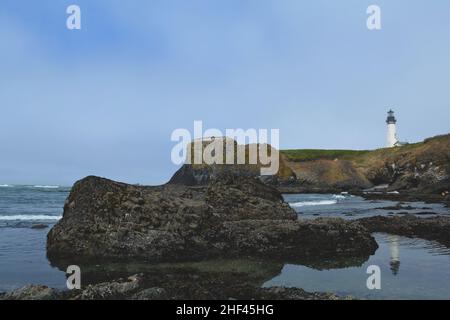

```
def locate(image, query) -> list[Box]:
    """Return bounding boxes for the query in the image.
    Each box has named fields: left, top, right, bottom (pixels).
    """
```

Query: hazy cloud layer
left=1, top=0, right=449, bottom=185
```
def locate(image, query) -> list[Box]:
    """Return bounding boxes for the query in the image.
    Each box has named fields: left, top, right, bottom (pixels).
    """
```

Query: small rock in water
left=31, top=224, right=49, bottom=230
left=414, top=212, right=438, bottom=216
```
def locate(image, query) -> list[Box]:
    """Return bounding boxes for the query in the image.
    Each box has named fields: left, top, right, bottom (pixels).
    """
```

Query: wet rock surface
left=47, top=174, right=377, bottom=262
left=359, top=215, right=450, bottom=246
left=31, top=224, right=49, bottom=230
left=0, top=285, right=60, bottom=300
left=360, top=192, right=450, bottom=208
left=0, top=271, right=349, bottom=300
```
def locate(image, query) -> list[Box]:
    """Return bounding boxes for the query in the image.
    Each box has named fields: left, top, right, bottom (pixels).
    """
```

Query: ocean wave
left=33, top=185, right=59, bottom=189
left=0, top=215, right=62, bottom=221
left=0, top=184, right=12, bottom=187
left=289, top=200, right=338, bottom=207
left=332, top=195, right=347, bottom=200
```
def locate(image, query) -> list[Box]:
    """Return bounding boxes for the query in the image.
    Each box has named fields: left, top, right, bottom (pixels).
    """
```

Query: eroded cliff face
left=169, top=134, right=450, bottom=196
left=362, top=135, right=450, bottom=194
left=46, top=173, right=377, bottom=262
left=281, top=134, right=450, bottom=195
left=283, top=159, right=372, bottom=191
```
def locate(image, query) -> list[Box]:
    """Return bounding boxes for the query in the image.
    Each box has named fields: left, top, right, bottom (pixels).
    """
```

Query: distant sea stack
left=169, top=138, right=297, bottom=186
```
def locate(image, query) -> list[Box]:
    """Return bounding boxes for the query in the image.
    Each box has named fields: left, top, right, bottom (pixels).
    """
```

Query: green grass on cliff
left=281, top=149, right=371, bottom=162
left=281, top=134, right=450, bottom=164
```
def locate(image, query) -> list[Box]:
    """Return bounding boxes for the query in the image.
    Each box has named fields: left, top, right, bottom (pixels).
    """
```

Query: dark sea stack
left=168, top=139, right=297, bottom=186
left=47, top=173, right=377, bottom=262
left=31, top=224, right=49, bottom=230
left=359, top=215, right=450, bottom=247
left=168, top=163, right=261, bottom=186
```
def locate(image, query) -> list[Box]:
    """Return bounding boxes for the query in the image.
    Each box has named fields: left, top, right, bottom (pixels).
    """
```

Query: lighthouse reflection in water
left=388, top=235, right=401, bottom=275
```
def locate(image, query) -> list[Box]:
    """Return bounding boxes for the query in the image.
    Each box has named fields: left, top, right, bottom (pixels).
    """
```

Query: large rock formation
left=47, top=173, right=377, bottom=262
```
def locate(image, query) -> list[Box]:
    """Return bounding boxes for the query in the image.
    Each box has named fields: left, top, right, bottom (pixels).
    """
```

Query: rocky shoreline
left=2, top=166, right=450, bottom=300
left=0, top=273, right=347, bottom=300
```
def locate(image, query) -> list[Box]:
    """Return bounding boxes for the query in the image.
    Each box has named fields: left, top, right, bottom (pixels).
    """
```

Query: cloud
left=1, top=0, right=450, bottom=184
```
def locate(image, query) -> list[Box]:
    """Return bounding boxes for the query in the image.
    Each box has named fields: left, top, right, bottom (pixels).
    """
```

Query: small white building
left=386, top=110, right=398, bottom=147
left=386, top=110, right=407, bottom=148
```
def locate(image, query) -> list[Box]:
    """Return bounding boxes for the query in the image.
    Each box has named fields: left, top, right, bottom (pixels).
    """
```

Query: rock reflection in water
left=264, top=233, right=450, bottom=300
left=47, top=255, right=370, bottom=299
left=45, top=234, right=450, bottom=299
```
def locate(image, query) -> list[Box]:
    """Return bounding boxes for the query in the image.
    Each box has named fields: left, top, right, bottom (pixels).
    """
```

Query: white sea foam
left=0, top=215, right=62, bottom=221
left=332, top=194, right=347, bottom=200
left=0, top=184, right=12, bottom=187
left=33, top=185, right=59, bottom=189
left=289, top=200, right=338, bottom=207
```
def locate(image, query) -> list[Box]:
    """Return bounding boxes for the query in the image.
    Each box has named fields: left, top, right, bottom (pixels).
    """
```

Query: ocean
left=0, top=185, right=69, bottom=292
left=1, top=185, right=450, bottom=299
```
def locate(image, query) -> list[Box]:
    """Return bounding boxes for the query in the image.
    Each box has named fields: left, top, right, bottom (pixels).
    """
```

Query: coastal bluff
left=46, top=173, right=377, bottom=262
left=281, top=133, right=450, bottom=197
left=168, top=134, right=450, bottom=204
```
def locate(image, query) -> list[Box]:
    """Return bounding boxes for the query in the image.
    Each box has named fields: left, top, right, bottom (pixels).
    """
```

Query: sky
left=1, top=0, right=449, bottom=185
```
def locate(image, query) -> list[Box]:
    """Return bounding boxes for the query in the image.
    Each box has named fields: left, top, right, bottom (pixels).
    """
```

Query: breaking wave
left=32, top=185, right=60, bottom=189
left=289, top=200, right=338, bottom=207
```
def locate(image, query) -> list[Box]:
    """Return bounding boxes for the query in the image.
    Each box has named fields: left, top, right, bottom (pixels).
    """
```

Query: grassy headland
left=280, top=134, right=450, bottom=194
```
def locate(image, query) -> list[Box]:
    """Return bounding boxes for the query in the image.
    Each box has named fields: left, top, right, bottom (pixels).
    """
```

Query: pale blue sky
left=1, top=0, right=449, bottom=185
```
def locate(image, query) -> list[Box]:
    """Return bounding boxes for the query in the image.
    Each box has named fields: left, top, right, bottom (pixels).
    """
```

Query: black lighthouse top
left=386, top=110, right=397, bottom=124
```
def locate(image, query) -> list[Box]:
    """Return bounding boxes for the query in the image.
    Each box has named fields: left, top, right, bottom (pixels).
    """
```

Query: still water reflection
left=264, top=233, right=450, bottom=299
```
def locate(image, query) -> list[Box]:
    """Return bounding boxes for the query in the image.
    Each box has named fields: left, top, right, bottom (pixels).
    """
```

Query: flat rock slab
left=358, top=215, right=450, bottom=247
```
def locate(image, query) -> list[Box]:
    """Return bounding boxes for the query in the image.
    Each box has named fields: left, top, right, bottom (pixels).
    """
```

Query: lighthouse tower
left=386, top=110, right=398, bottom=148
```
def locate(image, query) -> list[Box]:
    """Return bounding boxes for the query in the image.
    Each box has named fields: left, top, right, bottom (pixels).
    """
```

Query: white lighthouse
left=386, top=109, right=398, bottom=148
